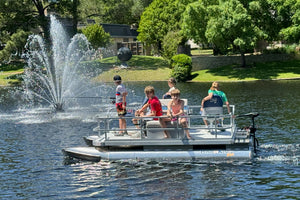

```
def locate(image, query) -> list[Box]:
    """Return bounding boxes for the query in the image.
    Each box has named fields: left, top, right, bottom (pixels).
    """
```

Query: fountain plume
left=23, top=15, right=95, bottom=111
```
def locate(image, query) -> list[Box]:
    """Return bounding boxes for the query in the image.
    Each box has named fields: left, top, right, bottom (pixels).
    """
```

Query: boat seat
left=146, top=120, right=185, bottom=139
left=203, top=95, right=223, bottom=126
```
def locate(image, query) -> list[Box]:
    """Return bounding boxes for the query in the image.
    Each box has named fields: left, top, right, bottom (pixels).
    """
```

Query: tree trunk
left=32, top=0, right=50, bottom=44
left=240, top=51, right=246, bottom=67
left=70, top=0, right=79, bottom=36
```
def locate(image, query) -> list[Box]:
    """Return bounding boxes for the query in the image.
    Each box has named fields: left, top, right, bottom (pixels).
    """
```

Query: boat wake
left=256, top=143, right=299, bottom=165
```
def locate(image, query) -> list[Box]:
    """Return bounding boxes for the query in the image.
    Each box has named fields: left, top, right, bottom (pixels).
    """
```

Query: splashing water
left=22, top=15, right=101, bottom=111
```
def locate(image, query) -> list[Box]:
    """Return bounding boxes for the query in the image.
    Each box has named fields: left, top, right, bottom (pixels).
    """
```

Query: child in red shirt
left=134, top=86, right=170, bottom=138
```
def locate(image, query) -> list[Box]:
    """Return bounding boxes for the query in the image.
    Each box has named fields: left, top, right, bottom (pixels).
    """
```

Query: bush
left=170, top=54, right=192, bottom=82
left=161, top=31, right=182, bottom=63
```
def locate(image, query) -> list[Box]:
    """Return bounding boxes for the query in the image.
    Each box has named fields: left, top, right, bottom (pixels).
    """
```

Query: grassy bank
left=93, top=55, right=171, bottom=82
left=1, top=55, right=300, bottom=86
left=95, top=55, right=300, bottom=82
left=0, top=62, right=24, bottom=86
left=191, top=59, right=300, bottom=82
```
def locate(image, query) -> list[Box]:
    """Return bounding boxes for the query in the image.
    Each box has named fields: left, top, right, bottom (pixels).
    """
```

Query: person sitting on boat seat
left=166, top=89, right=192, bottom=139
left=201, top=81, right=231, bottom=127
left=162, top=77, right=176, bottom=99
left=132, top=86, right=170, bottom=138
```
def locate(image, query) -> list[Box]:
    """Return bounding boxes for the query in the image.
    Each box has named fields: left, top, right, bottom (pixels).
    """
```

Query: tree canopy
left=181, top=0, right=299, bottom=67
left=81, top=24, right=110, bottom=49
left=77, top=0, right=152, bottom=25
left=137, top=0, right=193, bottom=53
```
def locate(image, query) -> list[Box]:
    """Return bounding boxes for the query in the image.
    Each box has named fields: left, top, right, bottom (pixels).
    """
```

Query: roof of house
left=101, top=24, right=138, bottom=38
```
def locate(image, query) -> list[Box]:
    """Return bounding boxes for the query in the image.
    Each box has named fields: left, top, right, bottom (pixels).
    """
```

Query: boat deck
left=88, top=125, right=249, bottom=147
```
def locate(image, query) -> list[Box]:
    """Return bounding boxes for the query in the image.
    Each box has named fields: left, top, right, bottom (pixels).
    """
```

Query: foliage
left=0, top=0, right=36, bottom=34
left=182, top=0, right=267, bottom=67
left=277, top=0, right=300, bottom=43
left=137, top=0, right=193, bottom=53
left=170, top=54, right=192, bottom=82
left=0, top=30, right=30, bottom=62
left=81, top=24, right=111, bottom=49
left=0, top=0, right=80, bottom=45
left=161, top=31, right=183, bottom=63
left=78, top=0, right=152, bottom=25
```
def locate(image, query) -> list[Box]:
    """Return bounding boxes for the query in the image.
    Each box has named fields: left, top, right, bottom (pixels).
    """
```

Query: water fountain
left=22, top=15, right=100, bottom=111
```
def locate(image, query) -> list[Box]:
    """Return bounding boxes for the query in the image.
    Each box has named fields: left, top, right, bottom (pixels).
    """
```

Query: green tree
left=81, top=24, right=111, bottom=49
left=50, top=0, right=80, bottom=36
left=161, top=31, right=183, bottom=62
left=0, top=0, right=37, bottom=34
left=0, top=30, right=30, bottom=62
left=181, top=0, right=218, bottom=46
left=182, top=0, right=265, bottom=67
left=78, top=0, right=152, bottom=25
left=277, top=0, right=300, bottom=43
left=137, top=0, right=193, bottom=54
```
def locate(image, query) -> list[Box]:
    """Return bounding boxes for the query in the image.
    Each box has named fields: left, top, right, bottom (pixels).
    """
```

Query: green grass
left=1, top=56, right=300, bottom=86
left=93, top=55, right=171, bottom=82
left=0, top=69, right=23, bottom=86
left=95, top=55, right=300, bottom=82
left=0, top=62, right=24, bottom=86
left=191, top=49, right=213, bottom=56
left=191, top=60, right=300, bottom=82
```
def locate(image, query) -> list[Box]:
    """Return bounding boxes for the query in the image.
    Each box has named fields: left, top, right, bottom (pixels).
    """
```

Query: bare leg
left=119, top=118, right=126, bottom=134
left=159, top=118, right=170, bottom=138
left=181, top=118, right=191, bottom=139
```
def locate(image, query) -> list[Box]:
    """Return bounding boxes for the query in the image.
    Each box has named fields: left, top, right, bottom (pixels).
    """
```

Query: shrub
left=170, top=54, right=192, bottom=82
left=161, top=31, right=182, bottom=63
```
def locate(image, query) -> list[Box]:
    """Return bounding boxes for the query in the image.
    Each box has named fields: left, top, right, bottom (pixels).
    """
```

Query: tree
left=0, top=30, right=30, bottom=62
left=0, top=0, right=37, bottom=34
left=81, top=24, right=111, bottom=49
left=161, top=31, right=183, bottom=62
left=182, top=0, right=266, bottom=67
left=50, top=0, right=80, bottom=36
left=77, top=0, right=153, bottom=25
left=181, top=0, right=218, bottom=46
left=0, top=0, right=80, bottom=42
left=277, top=0, right=300, bottom=43
left=137, top=0, right=193, bottom=54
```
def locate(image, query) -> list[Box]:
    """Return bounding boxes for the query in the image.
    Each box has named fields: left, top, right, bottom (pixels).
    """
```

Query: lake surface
left=0, top=80, right=299, bottom=199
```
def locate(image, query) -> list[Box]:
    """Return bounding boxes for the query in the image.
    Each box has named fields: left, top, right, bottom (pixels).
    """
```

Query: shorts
left=171, top=114, right=188, bottom=123
left=116, top=102, right=127, bottom=116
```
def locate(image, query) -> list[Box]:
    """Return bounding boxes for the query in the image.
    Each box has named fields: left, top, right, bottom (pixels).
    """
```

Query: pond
left=0, top=80, right=299, bottom=199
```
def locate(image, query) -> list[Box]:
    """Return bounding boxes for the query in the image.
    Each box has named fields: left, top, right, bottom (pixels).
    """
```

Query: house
left=101, top=23, right=144, bottom=55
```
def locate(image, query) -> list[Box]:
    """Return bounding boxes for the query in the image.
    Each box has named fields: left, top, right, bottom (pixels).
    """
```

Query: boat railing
left=93, top=105, right=236, bottom=140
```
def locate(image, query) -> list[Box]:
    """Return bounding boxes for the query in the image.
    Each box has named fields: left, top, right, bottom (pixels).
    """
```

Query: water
left=0, top=80, right=299, bottom=199
left=22, top=15, right=108, bottom=111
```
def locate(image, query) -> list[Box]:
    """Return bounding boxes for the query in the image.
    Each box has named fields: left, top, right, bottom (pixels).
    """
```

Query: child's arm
left=122, top=91, right=127, bottom=109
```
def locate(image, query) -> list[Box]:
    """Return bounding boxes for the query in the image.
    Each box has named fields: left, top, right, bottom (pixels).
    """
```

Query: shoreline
left=1, top=77, right=300, bottom=88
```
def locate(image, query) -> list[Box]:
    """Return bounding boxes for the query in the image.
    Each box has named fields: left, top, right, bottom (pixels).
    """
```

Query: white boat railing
left=93, top=105, right=236, bottom=140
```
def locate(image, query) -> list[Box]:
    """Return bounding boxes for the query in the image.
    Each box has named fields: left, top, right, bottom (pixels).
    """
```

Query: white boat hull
left=63, top=146, right=253, bottom=161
